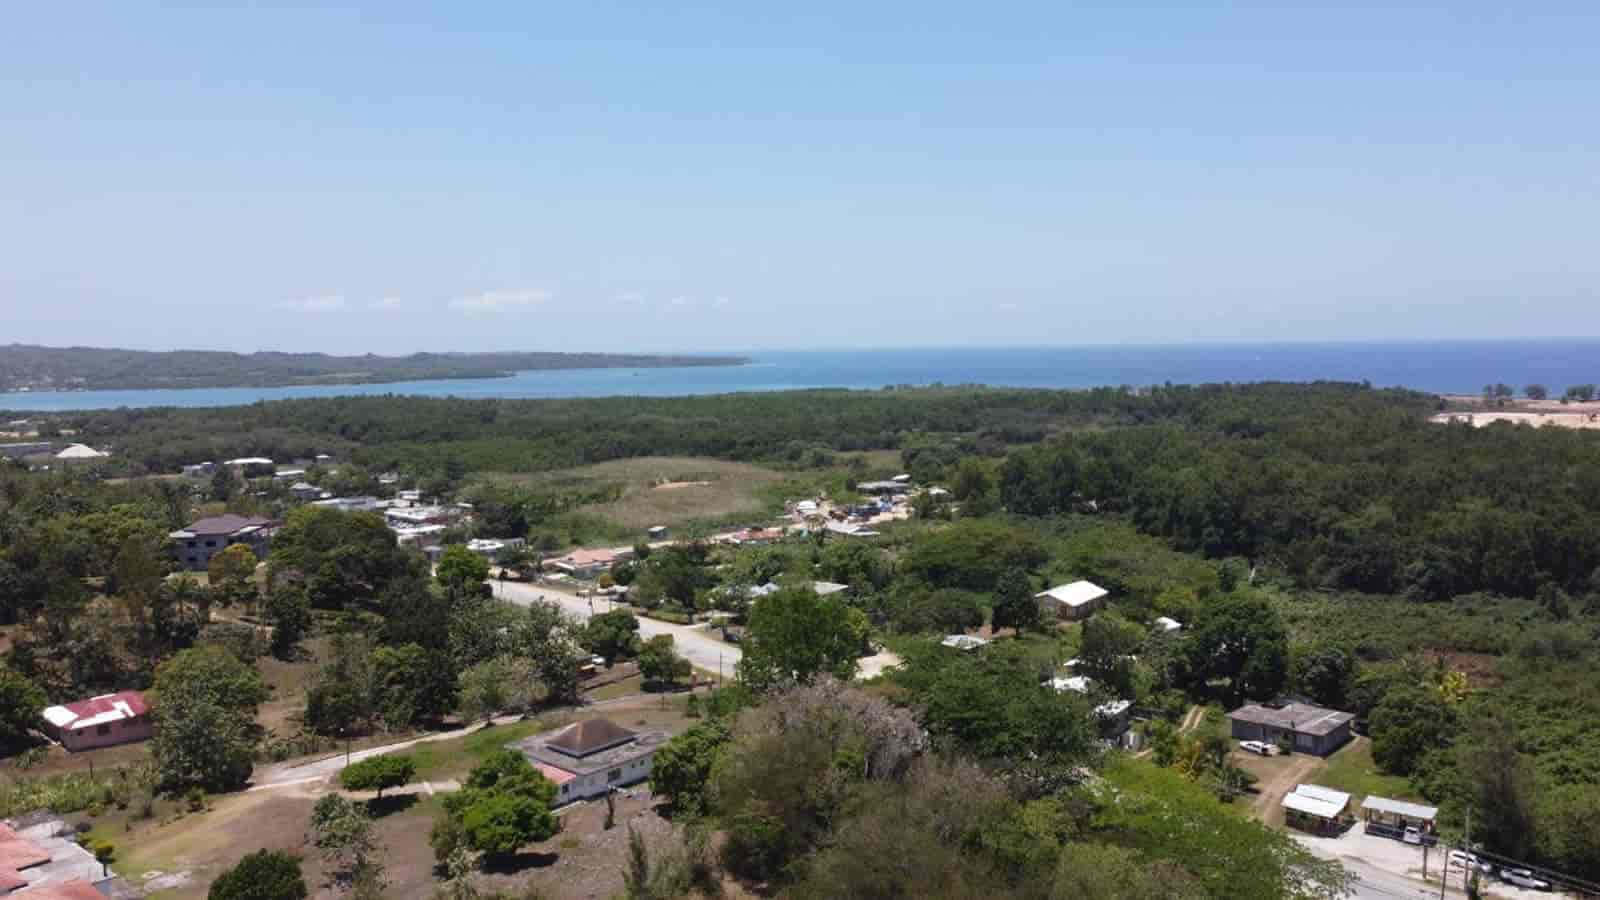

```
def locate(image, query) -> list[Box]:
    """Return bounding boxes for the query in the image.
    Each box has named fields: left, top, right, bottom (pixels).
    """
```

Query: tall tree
left=150, top=646, right=268, bottom=790
left=0, top=666, right=46, bottom=751
left=990, top=567, right=1040, bottom=634
left=637, top=634, right=691, bottom=687
left=1179, top=592, right=1288, bottom=702
left=737, top=586, right=860, bottom=691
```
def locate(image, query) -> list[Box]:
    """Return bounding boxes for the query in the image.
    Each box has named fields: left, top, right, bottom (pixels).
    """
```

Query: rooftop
left=547, top=718, right=637, bottom=757
left=171, top=514, right=274, bottom=538
left=1282, top=784, right=1351, bottom=819
left=1036, top=581, right=1108, bottom=608
left=0, top=820, right=108, bottom=895
left=41, top=691, right=147, bottom=730
left=1228, top=701, right=1354, bottom=737
left=1360, top=795, right=1438, bottom=821
left=513, top=718, right=668, bottom=777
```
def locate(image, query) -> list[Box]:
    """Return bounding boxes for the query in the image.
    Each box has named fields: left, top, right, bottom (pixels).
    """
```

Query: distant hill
left=0, top=344, right=748, bottom=392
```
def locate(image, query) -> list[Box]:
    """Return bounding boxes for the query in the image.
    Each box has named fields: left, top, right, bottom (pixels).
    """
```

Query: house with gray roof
left=1228, top=700, right=1354, bottom=756
left=512, top=718, right=668, bottom=802
left=168, top=514, right=276, bottom=571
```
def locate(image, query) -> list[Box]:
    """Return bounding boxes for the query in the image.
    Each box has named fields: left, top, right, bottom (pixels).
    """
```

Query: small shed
left=1282, top=784, right=1351, bottom=835
left=1360, top=795, right=1438, bottom=835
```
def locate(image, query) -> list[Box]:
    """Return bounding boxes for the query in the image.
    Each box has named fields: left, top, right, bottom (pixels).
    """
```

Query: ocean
left=4, top=340, right=1598, bottom=412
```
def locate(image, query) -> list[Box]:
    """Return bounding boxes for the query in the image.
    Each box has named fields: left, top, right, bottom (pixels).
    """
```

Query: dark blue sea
left=4, top=340, right=1598, bottom=411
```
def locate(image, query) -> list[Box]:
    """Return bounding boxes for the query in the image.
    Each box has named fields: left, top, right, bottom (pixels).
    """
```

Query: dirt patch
left=652, top=480, right=711, bottom=491
left=1238, top=751, right=1326, bottom=829
left=1421, top=649, right=1503, bottom=689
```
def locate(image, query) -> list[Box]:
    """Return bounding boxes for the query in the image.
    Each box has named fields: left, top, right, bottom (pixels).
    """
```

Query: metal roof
left=1360, top=795, right=1438, bottom=821
left=1035, top=581, right=1108, bottom=608
left=1282, top=784, right=1350, bottom=819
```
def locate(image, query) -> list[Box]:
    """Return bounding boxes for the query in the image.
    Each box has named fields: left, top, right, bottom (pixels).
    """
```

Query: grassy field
left=481, top=456, right=794, bottom=532
left=1311, top=736, right=1415, bottom=810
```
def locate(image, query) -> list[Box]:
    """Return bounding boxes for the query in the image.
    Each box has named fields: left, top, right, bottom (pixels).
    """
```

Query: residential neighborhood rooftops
left=1035, top=580, right=1108, bottom=608
left=1228, top=701, right=1354, bottom=737
left=40, top=691, right=147, bottom=730
left=1282, top=784, right=1350, bottom=820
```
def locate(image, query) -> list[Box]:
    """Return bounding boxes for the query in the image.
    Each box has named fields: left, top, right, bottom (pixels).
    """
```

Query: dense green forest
left=5, top=381, right=1600, bottom=893
left=0, top=344, right=745, bottom=391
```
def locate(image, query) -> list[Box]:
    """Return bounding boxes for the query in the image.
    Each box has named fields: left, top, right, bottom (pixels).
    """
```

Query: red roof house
left=40, top=691, right=152, bottom=752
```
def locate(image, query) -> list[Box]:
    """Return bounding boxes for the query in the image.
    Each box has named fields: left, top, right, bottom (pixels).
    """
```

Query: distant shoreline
left=0, top=344, right=748, bottom=393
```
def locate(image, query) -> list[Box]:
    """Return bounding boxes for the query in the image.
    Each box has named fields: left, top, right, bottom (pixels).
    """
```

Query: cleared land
left=483, top=456, right=791, bottom=530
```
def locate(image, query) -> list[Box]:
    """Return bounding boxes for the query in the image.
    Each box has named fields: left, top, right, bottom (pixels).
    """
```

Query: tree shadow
left=481, top=850, right=560, bottom=874
left=366, top=794, right=419, bottom=817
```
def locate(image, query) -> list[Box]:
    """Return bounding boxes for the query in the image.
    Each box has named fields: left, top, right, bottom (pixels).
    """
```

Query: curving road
left=496, top=579, right=742, bottom=680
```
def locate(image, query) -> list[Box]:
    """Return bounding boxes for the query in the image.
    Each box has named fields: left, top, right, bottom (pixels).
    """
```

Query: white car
left=1500, top=868, right=1551, bottom=890
left=1448, top=850, right=1488, bottom=871
left=1238, top=740, right=1273, bottom=756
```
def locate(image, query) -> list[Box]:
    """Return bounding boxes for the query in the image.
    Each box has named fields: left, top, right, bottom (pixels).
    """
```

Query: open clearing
left=482, top=457, right=791, bottom=530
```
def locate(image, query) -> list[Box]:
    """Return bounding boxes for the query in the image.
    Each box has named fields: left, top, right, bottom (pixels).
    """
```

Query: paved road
left=497, top=580, right=743, bottom=679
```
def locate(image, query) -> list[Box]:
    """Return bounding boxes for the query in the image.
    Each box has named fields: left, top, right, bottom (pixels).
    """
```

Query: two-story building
left=169, top=514, right=276, bottom=571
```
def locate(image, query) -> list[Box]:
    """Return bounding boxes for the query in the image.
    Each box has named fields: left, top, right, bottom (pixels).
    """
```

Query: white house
left=1035, top=580, right=1108, bottom=621
left=1154, top=616, right=1183, bottom=632
left=513, top=718, right=668, bottom=802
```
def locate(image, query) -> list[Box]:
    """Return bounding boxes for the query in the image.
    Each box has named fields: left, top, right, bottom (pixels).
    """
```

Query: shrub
left=339, top=755, right=416, bottom=800
left=208, top=849, right=309, bottom=900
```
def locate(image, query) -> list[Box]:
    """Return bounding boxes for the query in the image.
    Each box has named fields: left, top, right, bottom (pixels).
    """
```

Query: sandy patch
left=1430, top=411, right=1600, bottom=429
left=652, top=480, right=712, bottom=490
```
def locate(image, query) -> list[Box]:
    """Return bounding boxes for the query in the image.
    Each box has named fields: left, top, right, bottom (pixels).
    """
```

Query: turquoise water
left=4, top=341, right=1598, bottom=411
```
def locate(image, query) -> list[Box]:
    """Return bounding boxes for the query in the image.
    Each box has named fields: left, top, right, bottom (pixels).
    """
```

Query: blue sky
left=3, top=3, right=1597, bottom=353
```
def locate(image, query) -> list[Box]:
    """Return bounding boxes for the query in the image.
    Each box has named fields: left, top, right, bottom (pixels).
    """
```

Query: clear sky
left=3, top=3, right=1597, bottom=354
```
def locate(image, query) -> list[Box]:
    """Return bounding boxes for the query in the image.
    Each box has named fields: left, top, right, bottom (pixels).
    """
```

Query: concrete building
left=1228, top=700, right=1354, bottom=756
left=513, top=718, right=668, bottom=802
left=314, top=496, right=381, bottom=513
left=40, top=692, right=151, bottom=752
left=1035, top=580, right=1108, bottom=621
left=169, top=514, right=276, bottom=571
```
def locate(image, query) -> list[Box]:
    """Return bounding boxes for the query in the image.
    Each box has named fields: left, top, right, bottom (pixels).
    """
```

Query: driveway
left=498, top=580, right=742, bottom=679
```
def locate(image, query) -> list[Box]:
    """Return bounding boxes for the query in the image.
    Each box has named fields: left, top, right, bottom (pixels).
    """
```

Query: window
left=560, top=785, right=568, bottom=795
left=186, top=540, right=197, bottom=548
left=97, top=724, right=111, bottom=736
left=608, top=769, right=622, bottom=782
left=204, top=540, right=216, bottom=548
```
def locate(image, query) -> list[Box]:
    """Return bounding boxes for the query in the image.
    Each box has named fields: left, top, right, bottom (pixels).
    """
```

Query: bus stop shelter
left=1360, top=795, right=1438, bottom=843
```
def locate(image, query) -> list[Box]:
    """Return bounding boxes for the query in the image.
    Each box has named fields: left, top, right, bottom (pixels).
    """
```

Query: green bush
left=208, top=849, right=308, bottom=900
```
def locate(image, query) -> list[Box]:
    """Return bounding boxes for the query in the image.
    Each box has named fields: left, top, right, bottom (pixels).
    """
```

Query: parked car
left=1448, top=850, right=1490, bottom=872
left=1402, top=827, right=1421, bottom=845
left=1239, top=740, right=1273, bottom=756
left=1500, top=868, right=1551, bottom=890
